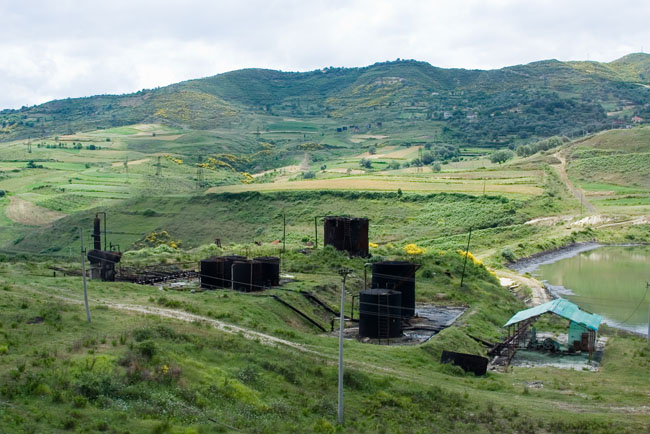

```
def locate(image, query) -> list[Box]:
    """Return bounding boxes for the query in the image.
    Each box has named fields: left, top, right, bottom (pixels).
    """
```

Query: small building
left=502, top=298, right=602, bottom=360
left=631, top=116, right=644, bottom=123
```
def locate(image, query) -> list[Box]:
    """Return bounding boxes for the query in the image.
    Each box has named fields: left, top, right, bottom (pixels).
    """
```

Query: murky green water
left=534, top=245, right=650, bottom=334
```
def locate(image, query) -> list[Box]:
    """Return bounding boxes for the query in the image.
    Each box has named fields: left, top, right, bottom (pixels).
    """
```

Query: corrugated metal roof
left=504, top=298, right=602, bottom=331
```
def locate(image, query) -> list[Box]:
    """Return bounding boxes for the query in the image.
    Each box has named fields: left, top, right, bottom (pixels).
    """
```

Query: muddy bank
left=508, top=242, right=602, bottom=274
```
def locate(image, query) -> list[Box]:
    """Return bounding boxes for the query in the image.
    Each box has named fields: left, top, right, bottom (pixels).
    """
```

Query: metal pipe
left=337, top=268, right=351, bottom=425
left=96, top=211, right=107, bottom=251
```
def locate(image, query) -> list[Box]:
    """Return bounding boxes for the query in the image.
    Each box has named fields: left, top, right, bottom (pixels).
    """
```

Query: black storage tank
left=253, top=256, right=280, bottom=287
left=371, top=261, right=418, bottom=318
left=200, top=257, right=224, bottom=289
left=358, top=289, right=403, bottom=339
left=232, top=260, right=264, bottom=292
left=222, top=255, right=247, bottom=288
left=323, top=216, right=369, bottom=257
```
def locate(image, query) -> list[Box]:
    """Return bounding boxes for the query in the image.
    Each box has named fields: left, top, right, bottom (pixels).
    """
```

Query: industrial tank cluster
left=358, top=261, right=420, bottom=340
left=200, top=255, right=280, bottom=292
left=323, top=216, right=419, bottom=341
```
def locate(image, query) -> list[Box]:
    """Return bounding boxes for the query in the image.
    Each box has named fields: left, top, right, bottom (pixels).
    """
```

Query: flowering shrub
left=164, top=155, right=183, bottom=165
left=133, top=230, right=182, bottom=250
left=404, top=244, right=426, bottom=255
left=369, top=242, right=378, bottom=248
left=457, top=250, right=482, bottom=266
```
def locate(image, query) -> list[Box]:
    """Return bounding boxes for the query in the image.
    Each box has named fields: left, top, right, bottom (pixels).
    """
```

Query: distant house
left=631, top=116, right=644, bottom=123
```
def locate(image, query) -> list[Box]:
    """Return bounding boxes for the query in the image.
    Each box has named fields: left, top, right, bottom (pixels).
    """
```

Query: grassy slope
left=566, top=127, right=650, bottom=215
left=1, top=248, right=649, bottom=433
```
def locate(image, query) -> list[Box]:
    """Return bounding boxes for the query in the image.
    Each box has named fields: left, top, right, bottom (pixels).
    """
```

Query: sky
left=1, top=0, right=648, bottom=110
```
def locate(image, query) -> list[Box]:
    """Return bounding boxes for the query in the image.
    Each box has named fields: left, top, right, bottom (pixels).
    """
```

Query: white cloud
left=0, top=0, right=649, bottom=109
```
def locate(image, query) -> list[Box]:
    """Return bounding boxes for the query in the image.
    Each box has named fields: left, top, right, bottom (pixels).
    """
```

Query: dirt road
left=552, top=150, right=597, bottom=213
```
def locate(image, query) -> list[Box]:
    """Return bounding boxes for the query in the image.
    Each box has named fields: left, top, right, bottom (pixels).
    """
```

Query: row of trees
left=515, top=136, right=569, bottom=157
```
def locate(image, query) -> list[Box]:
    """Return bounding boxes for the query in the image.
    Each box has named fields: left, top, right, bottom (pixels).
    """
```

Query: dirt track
left=553, top=150, right=597, bottom=213
left=5, top=196, right=65, bottom=225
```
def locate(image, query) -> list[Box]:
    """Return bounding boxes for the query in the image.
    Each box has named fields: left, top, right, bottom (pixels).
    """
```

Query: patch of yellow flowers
left=404, top=243, right=426, bottom=255
left=369, top=242, right=378, bottom=248
left=457, top=250, right=481, bottom=266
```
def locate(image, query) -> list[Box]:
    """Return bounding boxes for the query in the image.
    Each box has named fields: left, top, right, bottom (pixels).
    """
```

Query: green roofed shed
left=504, top=298, right=602, bottom=331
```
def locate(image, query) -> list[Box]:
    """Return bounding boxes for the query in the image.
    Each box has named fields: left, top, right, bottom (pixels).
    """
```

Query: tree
left=490, top=149, right=515, bottom=164
left=432, top=162, right=441, bottom=172
left=387, top=160, right=401, bottom=170
left=359, top=158, right=372, bottom=169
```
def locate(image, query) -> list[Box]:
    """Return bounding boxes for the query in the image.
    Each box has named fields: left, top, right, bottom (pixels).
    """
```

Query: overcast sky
left=1, top=0, right=648, bottom=109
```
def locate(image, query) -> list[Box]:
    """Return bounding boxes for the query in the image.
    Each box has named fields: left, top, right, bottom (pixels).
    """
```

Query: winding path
left=552, top=150, right=597, bottom=213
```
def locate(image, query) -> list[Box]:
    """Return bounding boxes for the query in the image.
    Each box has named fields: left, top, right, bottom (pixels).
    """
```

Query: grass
left=0, top=248, right=648, bottom=433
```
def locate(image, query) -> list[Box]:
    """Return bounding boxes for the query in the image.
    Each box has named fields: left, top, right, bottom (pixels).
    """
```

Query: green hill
left=2, top=55, right=650, bottom=149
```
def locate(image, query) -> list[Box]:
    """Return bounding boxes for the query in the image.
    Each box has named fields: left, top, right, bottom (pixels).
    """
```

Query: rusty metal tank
left=232, top=260, right=264, bottom=292
left=200, top=257, right=225, bottom=289
left=371, top=261, right=419, bottom=318
left=253, top=256, right=280, bottom=287
left=358, top=289, right=403, bottom=339
left=323, top=216, right=369, bottom=257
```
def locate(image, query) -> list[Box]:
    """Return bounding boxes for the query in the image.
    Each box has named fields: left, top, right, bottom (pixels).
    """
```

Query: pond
left=530, top=245, right=650, bottom=335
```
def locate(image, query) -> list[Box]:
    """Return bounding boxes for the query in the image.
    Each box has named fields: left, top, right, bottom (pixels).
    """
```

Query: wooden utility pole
left=337, top=268, right=352, bottom=425
left=80, top=229, right=91, bottom=323
left=647, top=282, right=649, bottom=342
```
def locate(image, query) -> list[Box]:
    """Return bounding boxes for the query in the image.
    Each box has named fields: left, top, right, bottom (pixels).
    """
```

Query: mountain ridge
left=1, top=53, right=649, bottom=146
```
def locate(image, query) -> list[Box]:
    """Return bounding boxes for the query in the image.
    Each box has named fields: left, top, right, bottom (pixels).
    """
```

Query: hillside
left=2, top=55, right=650, bottom=149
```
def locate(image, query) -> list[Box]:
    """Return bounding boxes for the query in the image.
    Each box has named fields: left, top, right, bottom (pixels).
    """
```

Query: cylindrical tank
left=253, top=256, right=280, bottom=287
left=371, top=261, right=418, bottom=318
left=358, top=289, right=403, bottom=339
left=87, top=249, right=122, bottom=265
left=232, top=260, right=264, bottom=292
left=222, top=255, right=247, bottom=288
left=323, top=216, right=369, bottom=257
left=200, top=257, right=224, bottom=289
left=93, top=216, right=101, bottom=250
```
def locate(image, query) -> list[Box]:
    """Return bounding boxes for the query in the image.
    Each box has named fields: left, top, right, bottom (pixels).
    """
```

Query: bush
left=142, top=208, right=158, bottom=217
left=501, top=248, right=516, bottom=262
left=303, top=171, right=316, bottom=179
left=137, top=341, right=157, bottom=359
left=387, top=160, right=401, bottom=170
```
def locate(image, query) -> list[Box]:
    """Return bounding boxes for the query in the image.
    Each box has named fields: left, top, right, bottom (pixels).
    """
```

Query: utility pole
left=282, top=213, right=286, bottom=254
left=337, top=268, right=351, bottom=425
left=314, top=216, right=318, bottom=248
left=155, top=156, right=162, bottom=176
left=80, top=229, right=91, bottom=324
left=459, top=227, right=472, bottom=288
left=647, top=282, right=649, bottom=342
